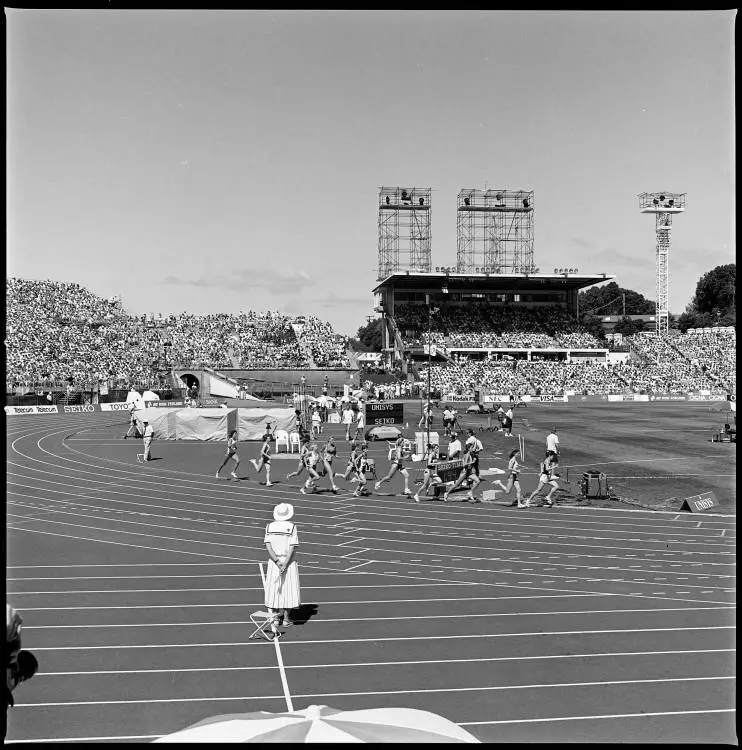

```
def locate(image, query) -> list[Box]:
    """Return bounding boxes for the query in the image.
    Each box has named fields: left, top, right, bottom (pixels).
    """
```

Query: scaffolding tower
left=377, top=187, right=432, bottom=280
left=638, top=192, right=687, bottom=336
left=456, top=189, right=535, bottom=274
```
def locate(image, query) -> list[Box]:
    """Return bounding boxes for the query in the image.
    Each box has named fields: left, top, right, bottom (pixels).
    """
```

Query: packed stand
left=671, top=328, right=736, bottom=393
left=394, top=303, right=604, bottom=350
left=623, top=332, right=728, bottom=394
left=5, top=278, right=351, bottom=390
left=294, top=317, right=350, bottom=368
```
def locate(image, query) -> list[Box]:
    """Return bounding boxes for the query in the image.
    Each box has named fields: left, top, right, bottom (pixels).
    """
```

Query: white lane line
left=13, top=676, right=734, bottom=708
left=25, top=625, right=735, bottom=650
left=258, top=562, right=293, bottom=713
left=344, top=560, right=374, bottom=572
left=36, top=648, right=737, bottom=675
left=460, top=708, right=736, bottom=727
left=13, top=593, right=610, bottom=612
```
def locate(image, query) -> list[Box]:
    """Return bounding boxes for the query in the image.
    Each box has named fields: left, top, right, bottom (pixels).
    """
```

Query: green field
left=400, top=400, right=736, bottom=512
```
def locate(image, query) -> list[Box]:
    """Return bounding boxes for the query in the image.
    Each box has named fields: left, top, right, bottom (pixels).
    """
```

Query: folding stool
left=249, top=610, right=282, bottom=641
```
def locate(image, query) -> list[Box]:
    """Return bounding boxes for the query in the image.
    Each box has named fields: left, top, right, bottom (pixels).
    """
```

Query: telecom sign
left=681, top=491, right=720, bottom=513
left=365, top=402, right=404, bottom=426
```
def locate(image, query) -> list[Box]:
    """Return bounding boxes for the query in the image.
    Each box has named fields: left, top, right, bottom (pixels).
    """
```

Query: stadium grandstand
left=371, top=271, right=734, bottom=401
left=5, top=275, right=735, bottom=407
left=5, top=278, right=353, bottom=405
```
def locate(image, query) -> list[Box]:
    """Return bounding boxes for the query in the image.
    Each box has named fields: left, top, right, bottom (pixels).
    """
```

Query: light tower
left=638, top=192, right=687, bottom=336
left=456, top=189, right=534, bottom=274
left=377, top=187, right=432, bottom=279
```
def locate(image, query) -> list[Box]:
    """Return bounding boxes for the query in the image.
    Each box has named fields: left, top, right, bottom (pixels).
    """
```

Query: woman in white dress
left=264, top=503, right=301, bottom=635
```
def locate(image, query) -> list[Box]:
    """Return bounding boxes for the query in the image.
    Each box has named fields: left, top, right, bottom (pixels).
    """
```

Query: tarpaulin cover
left=175, top=408, right=235, bottom=442
left=133, top=407, right=286, bottom=441
left=134, top=407, right=178, bottom=439
left=237, top=408, right=297, bottom=441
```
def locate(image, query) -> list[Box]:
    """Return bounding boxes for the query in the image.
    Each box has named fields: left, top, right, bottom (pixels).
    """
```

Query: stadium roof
left=372, top=271, right=615, bottom=294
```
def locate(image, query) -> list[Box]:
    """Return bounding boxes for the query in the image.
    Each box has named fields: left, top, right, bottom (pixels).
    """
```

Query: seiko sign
left=63, top=405, right=95, bottom=413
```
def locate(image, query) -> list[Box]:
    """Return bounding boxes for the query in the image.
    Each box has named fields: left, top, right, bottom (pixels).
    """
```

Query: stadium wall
left=221, top=369, right=360, bottom=389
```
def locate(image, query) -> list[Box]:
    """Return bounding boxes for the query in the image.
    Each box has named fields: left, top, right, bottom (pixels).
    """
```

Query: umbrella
left=152, top=704, right=480, bottom=743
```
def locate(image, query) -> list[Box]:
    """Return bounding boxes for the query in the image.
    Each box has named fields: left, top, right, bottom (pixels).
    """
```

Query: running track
left=5, top=414, right=736, bottom=743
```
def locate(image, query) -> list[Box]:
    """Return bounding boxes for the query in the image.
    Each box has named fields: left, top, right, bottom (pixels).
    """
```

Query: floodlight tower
left=457, top=189, right=534, bottom=273
left=638, top=192, right=687, bottom=336
left=377, top=187, right=432, bottom=279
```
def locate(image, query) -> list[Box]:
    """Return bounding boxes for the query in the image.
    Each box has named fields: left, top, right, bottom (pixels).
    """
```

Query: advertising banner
left=100, top=401, right=134, bottom=412
left=366, top=402, right=404, bottom=425
left=607, top=395, right=624, bottom=402
left=4, top=405, right=59, bottom=415
left=522, top=395, right=568, bottom=403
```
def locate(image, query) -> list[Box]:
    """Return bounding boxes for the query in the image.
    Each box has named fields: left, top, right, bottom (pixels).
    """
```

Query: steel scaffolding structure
left=456, top=189, right=535, bottom=274
left=377, top=187, right=432, bottom=280
left=638, top=192, right=687, bottom=336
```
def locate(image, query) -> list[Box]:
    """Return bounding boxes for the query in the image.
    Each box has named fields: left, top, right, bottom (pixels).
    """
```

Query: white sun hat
left=273, top=503, right=294, bottom=521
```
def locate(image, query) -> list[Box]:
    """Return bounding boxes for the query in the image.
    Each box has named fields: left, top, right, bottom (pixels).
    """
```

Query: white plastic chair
left=274, top=430, right=290, bottom=453
left=289, top=431, right=301, bottom=453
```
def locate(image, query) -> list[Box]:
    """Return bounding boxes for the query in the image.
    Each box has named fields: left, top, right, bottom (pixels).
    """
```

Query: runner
left=322, top=436, right=340, bottom=492
left=299, top=444, right=322, bottom=495
left=215, top=430, right=241, bottom=480
left=413, top=443, right=441, bottom=503
left=374, top=436, right=412, bottom=496
left=286, top=434, right=310, bottom=480
left=525, top=451, right=560, bottom=507
left=250, top=429, right=275, bottom=486
left=334, top=440, right=360, bottom=484
left=443, top=445, right=481, bottom=503
left=350, top=444, right=371, bottom=497
left=492, top=448, right=525, bottom=507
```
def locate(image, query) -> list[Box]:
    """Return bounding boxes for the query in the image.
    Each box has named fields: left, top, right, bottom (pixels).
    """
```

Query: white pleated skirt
left=264, top=558, right=301, bottom=609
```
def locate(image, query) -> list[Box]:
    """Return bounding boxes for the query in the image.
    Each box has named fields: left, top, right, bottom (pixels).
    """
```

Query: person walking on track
left=546, top=427, right=560, bottom=458
left=264, top=503, right=301, bottom=637
left=493, top=447, right=525, bottom=507
left=216, top=430, right=241, bottom=480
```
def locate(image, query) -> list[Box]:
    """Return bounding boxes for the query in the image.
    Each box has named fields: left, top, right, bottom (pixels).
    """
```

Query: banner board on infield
left=365, top=402, right=404, bottom=425
left=680, top=491, right=719, bottom=513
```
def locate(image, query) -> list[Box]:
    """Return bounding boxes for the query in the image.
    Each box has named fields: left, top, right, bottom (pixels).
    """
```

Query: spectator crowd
left=5, top=278, right=734, bottom=399
left=6, top=279, right=350, bottom=390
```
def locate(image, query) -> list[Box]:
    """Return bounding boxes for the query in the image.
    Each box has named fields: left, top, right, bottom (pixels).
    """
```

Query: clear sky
left=7, top=10, right=735, bottom=335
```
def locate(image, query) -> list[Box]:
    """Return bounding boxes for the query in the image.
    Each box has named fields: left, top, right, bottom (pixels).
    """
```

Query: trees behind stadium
left=676, top=263, right=736, bottom=332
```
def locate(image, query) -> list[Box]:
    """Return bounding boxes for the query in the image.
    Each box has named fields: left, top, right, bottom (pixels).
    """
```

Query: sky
left=7, top=10, right=735, bottom=336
